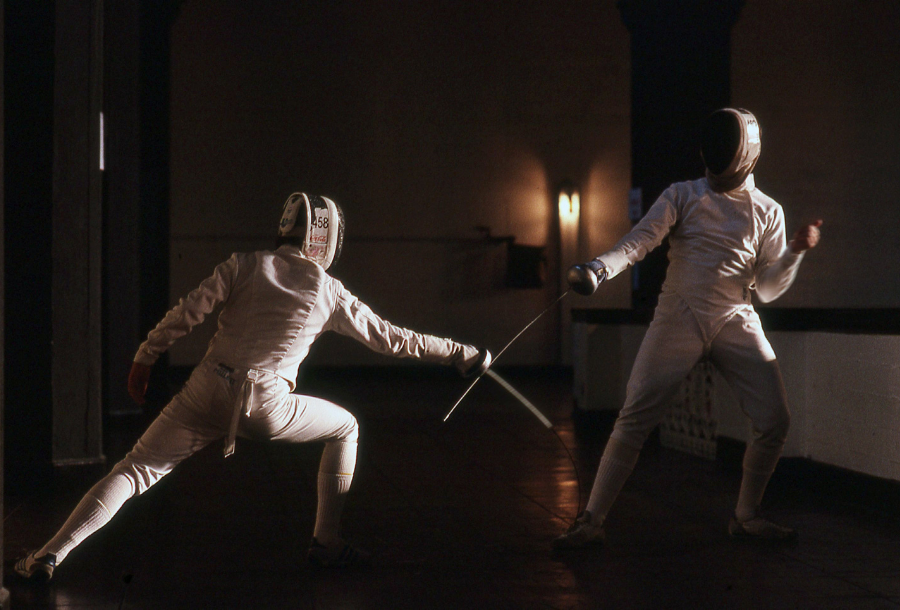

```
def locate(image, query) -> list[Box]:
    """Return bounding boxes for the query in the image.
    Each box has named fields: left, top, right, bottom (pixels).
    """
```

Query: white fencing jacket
left=595, top=175, right=804, bottom=341
left=135, top=245, right=481, bottom=388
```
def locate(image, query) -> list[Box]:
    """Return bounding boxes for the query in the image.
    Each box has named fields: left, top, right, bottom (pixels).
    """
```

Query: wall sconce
left=558, top=182, right=580, bottom=229
left=557, top=180, right=581, bottom=288
left=557, top=181, right=581, bottom=365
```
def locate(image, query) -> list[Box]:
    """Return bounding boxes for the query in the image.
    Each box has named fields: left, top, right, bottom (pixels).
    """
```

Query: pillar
left=51, top=0, right=105, bottom=466
left=618, top=0, right=744, bottom=310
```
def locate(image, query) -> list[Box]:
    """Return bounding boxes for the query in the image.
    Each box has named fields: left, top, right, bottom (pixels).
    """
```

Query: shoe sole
left=729, top=520, right=798, bottom=542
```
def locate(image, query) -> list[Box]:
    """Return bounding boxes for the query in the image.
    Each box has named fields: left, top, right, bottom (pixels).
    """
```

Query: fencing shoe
left=552, top=511, right=606, bottom=550
left=15, top=550, right=57, bottom=582
left=307, top=538, right=371, bottom=568
left=729, top=515, right=797, bottom=542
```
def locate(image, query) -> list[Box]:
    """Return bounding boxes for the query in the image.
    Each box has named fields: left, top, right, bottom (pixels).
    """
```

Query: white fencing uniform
left=40, top=245, right=482, bottom=563
left=579, top=174, right=807, bottom=528
left=599, top=174, right=802, bottom=451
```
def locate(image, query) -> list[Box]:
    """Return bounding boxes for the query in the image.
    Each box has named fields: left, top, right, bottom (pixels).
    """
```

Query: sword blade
left=443, top=290, right=569, bottom=423
left=485, top=369, right=552, bottom=429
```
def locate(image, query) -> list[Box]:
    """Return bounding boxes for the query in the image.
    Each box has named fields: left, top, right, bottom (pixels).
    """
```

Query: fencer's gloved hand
left=128, top=362, right=153, bottom=406
left=567, top=261, right=607, bottom=296
left=459, top=349, right=492, bottom=378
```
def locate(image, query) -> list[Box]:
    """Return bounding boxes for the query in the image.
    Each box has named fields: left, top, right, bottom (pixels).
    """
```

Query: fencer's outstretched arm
left=568, top=188, right=678, bottom=296
left=588, top=190, right=679, bottom=281
left=754, top=215, right=822, bottom=303
left=134, top=254, right=239, bottom=365
left=328, top=285, right=487, bottom=375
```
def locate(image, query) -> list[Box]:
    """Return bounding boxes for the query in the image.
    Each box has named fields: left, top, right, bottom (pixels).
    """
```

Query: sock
left=584, top=437, right=642, bottom=527
left=40, top=472, right=135, bottom=563
left=735, top=443, right=782, bottom=523
left=313, top=440, right=357, bottom=547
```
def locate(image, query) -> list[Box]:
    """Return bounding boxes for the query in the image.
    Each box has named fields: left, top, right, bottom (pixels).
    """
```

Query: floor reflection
left=6, top=367, right=900, bottom=609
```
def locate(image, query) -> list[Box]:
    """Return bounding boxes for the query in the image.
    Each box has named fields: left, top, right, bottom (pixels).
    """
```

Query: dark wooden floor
left=5, top=367, right=900, bottom=609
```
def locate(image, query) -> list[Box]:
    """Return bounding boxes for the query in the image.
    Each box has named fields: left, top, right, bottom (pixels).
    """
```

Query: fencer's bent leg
left=314, top=438, right=358, bottom=546
left=242, top=391, right=359, bottom=546
left=710, top=311, right=791, bottom=522
left=39, top=365, right=229, bottom=563
left=585, top=294, right=705, bottom=524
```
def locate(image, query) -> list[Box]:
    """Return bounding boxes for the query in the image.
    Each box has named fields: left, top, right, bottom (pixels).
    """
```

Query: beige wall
left=167, top=1, right=900, bottom=367
left=733, top=0, right=900, bottom=307
left=167, top=1, right=632, bottom=366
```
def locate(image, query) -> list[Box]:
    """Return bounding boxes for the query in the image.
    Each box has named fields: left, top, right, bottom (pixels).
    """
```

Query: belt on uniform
left=215, top=363, right=264, bottom=458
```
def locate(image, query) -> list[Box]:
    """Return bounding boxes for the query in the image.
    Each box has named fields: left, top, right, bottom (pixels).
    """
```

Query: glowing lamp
left=558, top=181, right=580, bottom=233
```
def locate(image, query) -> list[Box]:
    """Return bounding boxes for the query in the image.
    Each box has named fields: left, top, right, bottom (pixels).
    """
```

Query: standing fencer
left=557, top=109, right=821, bottom=549
left=16, top=193, right=490, bottom=580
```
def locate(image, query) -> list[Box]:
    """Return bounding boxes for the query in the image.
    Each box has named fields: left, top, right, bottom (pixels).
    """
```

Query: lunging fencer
left=557, top=109, right=822, bottom=549
left=16, top=193, right=490, bottom=581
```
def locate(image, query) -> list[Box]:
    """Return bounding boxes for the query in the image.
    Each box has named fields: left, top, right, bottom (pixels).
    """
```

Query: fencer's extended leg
left=37, top=389, right=225, bottom=566
left=37, top=470, right=135, bottom=564
left=710, top=312, right=795, bottom=540
left=594, top=295, right=704, bottom=520
left=555, top=295, right=704, bottom=549
left=554, top=438, right=641, bottom=549
left=584, top=437, right=641, bottom=524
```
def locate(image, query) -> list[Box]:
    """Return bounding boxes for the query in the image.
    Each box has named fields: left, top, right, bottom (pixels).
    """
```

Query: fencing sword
left=484, top=369, right=552, bottom=429
left=443, top=290, right=570, bottom=423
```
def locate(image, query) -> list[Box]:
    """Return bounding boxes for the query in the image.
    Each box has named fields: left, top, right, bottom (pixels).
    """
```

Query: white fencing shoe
left=14, top=550, right=57, bottom=582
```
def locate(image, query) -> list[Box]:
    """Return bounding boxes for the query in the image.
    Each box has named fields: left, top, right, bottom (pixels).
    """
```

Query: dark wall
left=3, top=1, right=55, bottom=484
left=733, top=0, right=900, bottom=308
left=166, top=0, right=634, bottom=367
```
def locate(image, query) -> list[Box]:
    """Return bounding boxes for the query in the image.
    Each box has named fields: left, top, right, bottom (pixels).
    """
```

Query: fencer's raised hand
left=127, top=361, right=153, bottom=406
left=459, top=348, right=493, bottom=378
left=567, top=261, right=607, bottom=296
left=790, top=219, right=823, bottom=253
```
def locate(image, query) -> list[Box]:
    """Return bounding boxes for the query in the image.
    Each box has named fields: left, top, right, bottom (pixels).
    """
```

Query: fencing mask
left=701, top=108, right=761, bottom=193
left=278, top=192, right=345, bottom=270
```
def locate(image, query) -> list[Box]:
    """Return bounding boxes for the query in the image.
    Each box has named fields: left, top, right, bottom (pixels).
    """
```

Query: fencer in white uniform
left=557, top=109, right=822, bottom=548
left=16, top=193, right=490, bottom=581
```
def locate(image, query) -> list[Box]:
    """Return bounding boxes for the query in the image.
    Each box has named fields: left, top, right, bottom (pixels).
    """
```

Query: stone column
left=51, top=0, right=105, bottom=466
left=618, top=0, right=744, bottom=310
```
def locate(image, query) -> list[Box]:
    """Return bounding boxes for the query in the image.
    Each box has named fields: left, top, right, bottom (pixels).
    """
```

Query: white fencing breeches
left=585, top=292, right=790, bottom=524
left=42, top=359, right=359, bottom=563
left=611, top=292, right=790, bottom=454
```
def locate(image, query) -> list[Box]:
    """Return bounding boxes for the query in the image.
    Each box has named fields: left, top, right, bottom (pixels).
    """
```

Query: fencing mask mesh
left=701, top=108, right=761, bottom=193
left=278, top=192, right=345, bottom=270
